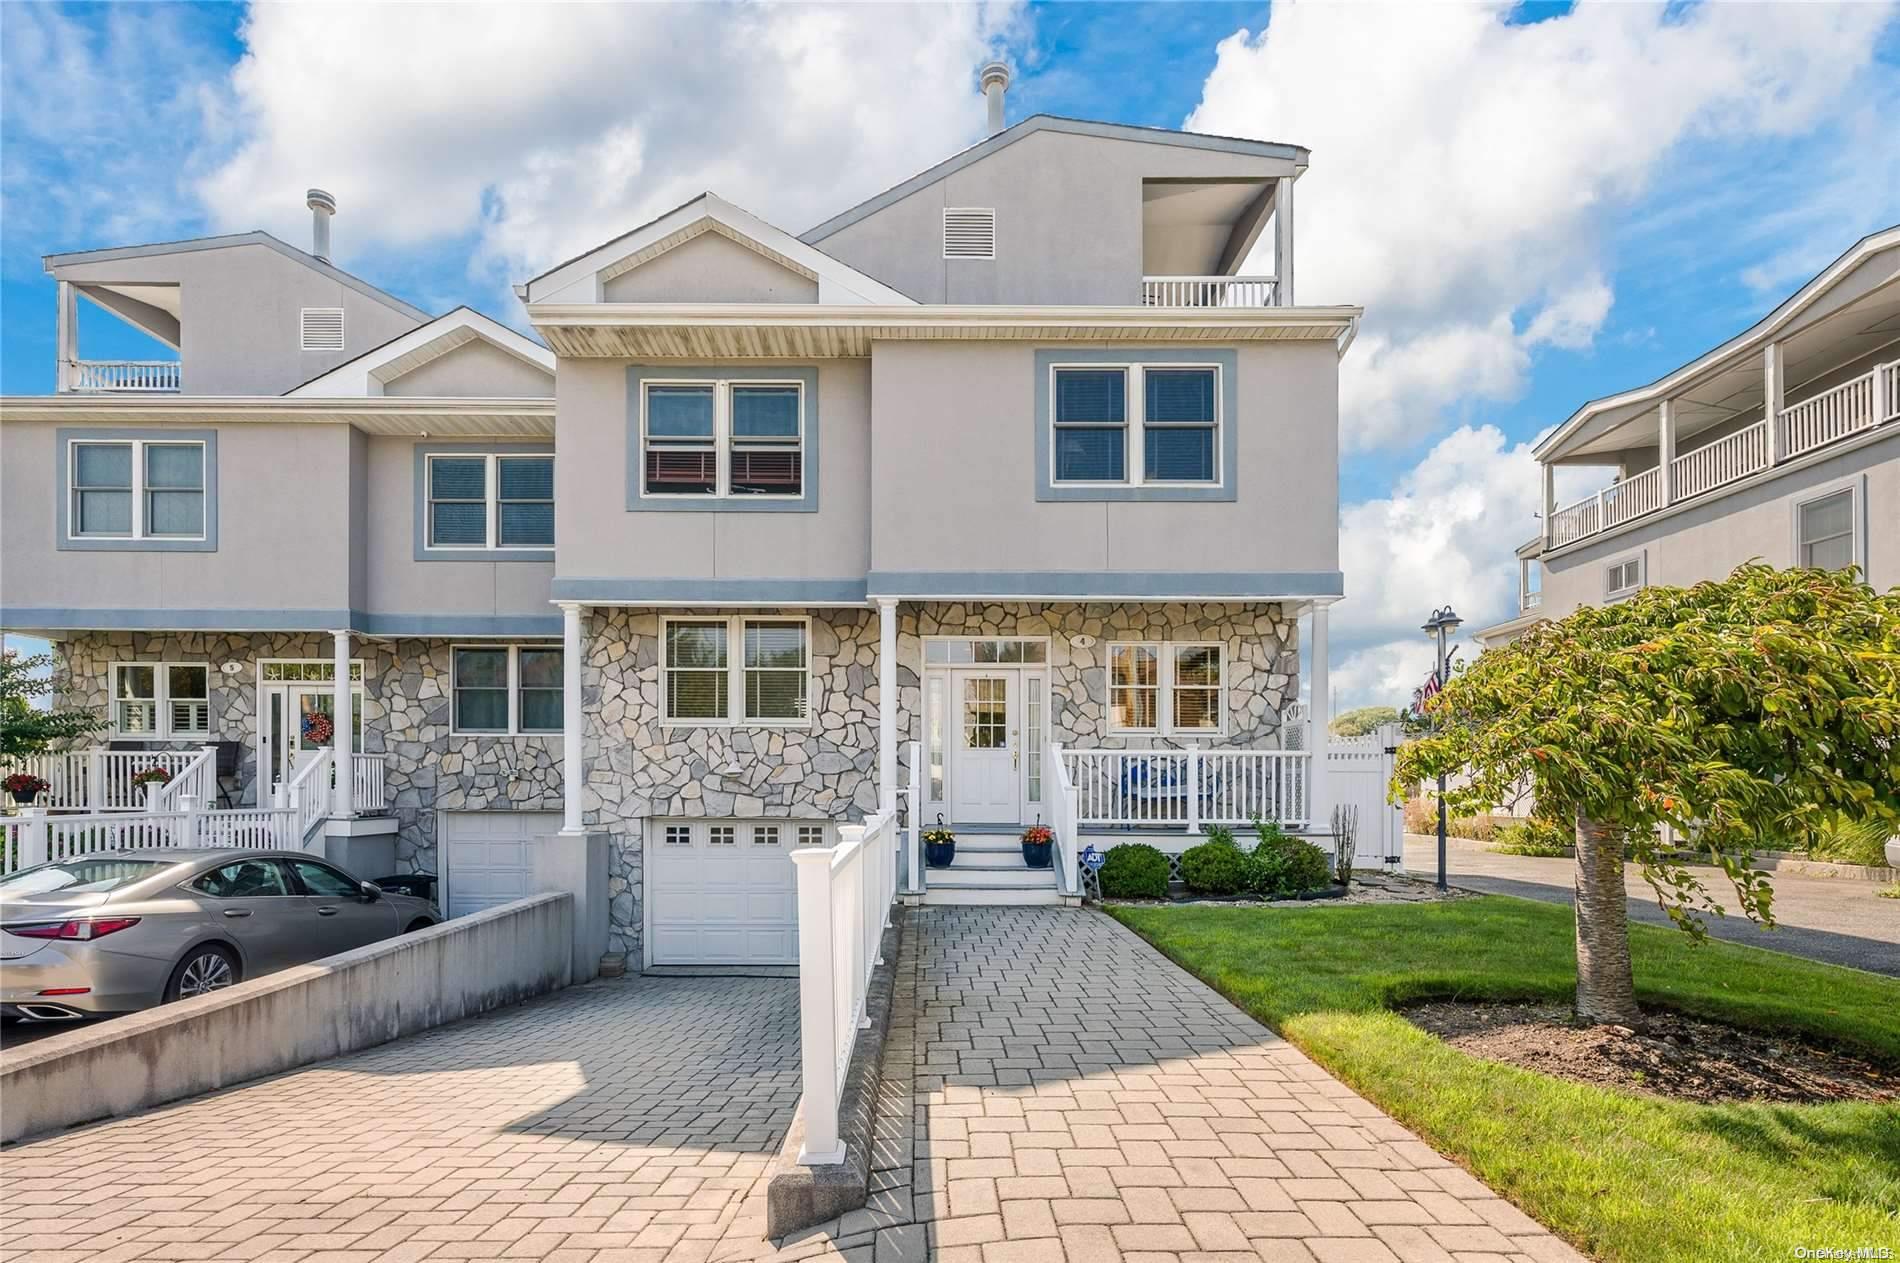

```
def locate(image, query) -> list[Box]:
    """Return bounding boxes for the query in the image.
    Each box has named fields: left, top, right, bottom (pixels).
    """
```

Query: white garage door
left=441, top=811, right=561, bottom=919
left=648, top=821, right=813, bottom=965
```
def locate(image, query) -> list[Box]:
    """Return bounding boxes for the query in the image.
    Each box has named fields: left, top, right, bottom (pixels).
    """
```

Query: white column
left=1657, top=399, right=1676, bottom=505
left=55, top=281, right=75, bottom=393
left=1765, top=341, right=1786, bottom=462
left=1541, top=462, right=1555, bottom=545
left=561, top=602, right=586, bottom=834
left=1307, top=604, right=1330, bottom=832
left=877, top=599, right=898, bottom=817
left=1274, top=176, right=1296, bottom=306
left=330, top=629, right=353, bottom=818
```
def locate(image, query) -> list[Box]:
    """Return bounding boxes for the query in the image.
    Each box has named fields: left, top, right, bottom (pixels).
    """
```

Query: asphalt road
left=1403, top=833, right=1899, bottom=977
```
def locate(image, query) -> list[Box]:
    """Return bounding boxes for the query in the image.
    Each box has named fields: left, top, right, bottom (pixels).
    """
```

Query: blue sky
left=3, top=0, right=1898, bottom=708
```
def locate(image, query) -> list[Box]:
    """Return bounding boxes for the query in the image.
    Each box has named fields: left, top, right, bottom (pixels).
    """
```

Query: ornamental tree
left=0, top=648, right=105, bottom=762
left=1396, top=564, right=1900, bottom=1026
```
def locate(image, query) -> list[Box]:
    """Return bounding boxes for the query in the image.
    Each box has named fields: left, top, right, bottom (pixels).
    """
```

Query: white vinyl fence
left=2, top=798, right=302, bottom=876
left=1325, top=723, right=1406, bottom=865
left=788, top=806, right=900, bottom=1166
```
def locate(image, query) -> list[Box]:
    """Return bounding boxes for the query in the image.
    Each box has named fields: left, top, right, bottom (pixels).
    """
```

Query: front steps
left=913, top=827, right=1077, bottom=906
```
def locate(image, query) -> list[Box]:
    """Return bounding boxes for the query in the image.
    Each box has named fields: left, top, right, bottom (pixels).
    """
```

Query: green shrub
left=1490, top=817, right=1571, bottom=857
left=1098, top=843, right=1171, bottom=899
left=1180, top=838, right=1249, bottom=895
left=1803, top=815, right=1894, bottom=868
left=1248, top=818, right=1332, bottom=896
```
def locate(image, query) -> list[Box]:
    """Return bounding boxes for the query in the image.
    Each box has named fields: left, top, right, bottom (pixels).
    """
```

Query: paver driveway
left=0, top=908, right=1584, bottom=1263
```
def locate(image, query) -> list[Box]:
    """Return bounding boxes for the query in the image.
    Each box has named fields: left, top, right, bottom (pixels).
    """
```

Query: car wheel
left=165, top=945, right=241, bottom=1002
left=403, top=918, right=435, bottom=934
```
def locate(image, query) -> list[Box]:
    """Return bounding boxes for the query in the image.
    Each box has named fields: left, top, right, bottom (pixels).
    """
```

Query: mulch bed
left=1406, top=1000, right=1897, bottom=1105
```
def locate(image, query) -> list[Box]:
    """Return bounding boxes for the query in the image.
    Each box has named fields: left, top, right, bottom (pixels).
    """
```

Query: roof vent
left=306, top=188, right=336, bottom=263
left=943, top=208, right=996, bottom=260
left=301, top=307, right=345, bottom=352
left=980, top=61, right=1011, bottom=135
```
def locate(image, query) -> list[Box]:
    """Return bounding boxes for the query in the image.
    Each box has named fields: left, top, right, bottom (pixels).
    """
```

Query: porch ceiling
left=0, top=395, right=554, bottom=437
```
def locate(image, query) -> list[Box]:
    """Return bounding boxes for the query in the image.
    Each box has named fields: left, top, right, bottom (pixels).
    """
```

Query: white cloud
left=1187, top=0, right=1897, bottom=451
left=194, top=2, right=1025, bottom=306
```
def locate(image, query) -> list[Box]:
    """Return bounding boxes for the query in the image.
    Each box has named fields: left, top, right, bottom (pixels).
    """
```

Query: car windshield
left=0, top=858, right=172, bottom=896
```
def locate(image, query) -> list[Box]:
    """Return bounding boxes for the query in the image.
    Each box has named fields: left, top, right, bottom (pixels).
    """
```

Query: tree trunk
left=1573, top=812, right=1641, bottom=1026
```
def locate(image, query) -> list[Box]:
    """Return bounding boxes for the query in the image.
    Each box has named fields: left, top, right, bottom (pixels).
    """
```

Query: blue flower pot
left=925, top=839, right=957, bottom=868
left=1021, top=840, right=1052, bottom=869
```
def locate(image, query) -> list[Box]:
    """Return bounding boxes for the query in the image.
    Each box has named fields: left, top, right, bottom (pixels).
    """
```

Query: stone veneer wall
left=50, top=632, right=561, bottom=874
left=580, top=601, right=1297, bottom=958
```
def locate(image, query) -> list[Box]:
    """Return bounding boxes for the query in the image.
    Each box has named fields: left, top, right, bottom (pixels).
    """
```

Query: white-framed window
left=450, top=644, right=563, bottom=735
left=752, top=824, right=781, bottom=847
left=797, top=824, right=827, bottom=846
left=426, top=453, right=554, bottom=550
left=1794, top=484, right=1857, bottom=572
left=1520, top=558, right=1543, bottom=611
left=661, top=616, right=812, bottom=726
left=709, top=824, right=736, bottom=846
left=69, top=439, right=206, bottom=540
left=664, top=824, right=692, bottom=846
left=1050, top=364, right=1220, bottom=487
left=641, top=379, right=805, bottom=499
left=1604, top=554, right=1644, bottom=600
left=111, top=662, right=210, bottom=737
left=1106, top=641, right=1227, bottom=736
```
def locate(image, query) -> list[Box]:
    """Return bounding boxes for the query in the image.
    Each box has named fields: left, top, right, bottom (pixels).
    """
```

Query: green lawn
left=1109, top=897, right=1900, bottom=1263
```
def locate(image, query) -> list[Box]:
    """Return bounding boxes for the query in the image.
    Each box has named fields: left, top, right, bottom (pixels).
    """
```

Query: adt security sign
left=1080, top=845, right=1106, bottom=871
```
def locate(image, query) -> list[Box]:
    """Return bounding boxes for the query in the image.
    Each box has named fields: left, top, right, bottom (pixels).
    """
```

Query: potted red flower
left=5, top=773, right=49, bottom=806
left=1020, top=823, right=1054, bottom=869
left=130, top=766, right=173, bottom=788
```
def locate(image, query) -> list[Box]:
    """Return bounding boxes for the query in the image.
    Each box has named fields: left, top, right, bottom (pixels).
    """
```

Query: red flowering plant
left=1020, top=824, right=1054, bottom=846
left=5, top=772, right=50, bottom=797
left=130, top=766, right=174, bottom=787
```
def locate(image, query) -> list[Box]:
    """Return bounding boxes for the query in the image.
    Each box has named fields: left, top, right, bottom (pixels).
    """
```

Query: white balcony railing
left=2, top=800, right=301, bottom=876
left=1141, top=275, right=1278, bottom=308
left=9, top=748, right=388, bottom=816
left=789, top=806, right=899, bottom=1166
left=1059, top=748, right=1312, bottom=830
left=1544, top=355, right=1898, bottom=549
left=68, top=360, right=181, bottom=393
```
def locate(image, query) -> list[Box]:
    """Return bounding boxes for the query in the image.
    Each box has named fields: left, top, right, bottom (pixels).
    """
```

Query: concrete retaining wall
left=1, top=892, right=573, bottom=1145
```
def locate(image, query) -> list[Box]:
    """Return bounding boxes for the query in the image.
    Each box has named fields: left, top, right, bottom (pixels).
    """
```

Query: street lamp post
left=1422, top=606, right=1463, bottom=891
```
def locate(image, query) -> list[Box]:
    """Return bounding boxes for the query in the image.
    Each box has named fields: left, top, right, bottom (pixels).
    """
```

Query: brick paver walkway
left=1, top=908, right=1585, bottom=1263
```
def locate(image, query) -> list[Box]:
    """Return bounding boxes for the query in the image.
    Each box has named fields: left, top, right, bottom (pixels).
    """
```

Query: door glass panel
left=962, top=678, right=1007, bottom=749
left=269, top=692, right=285, bottom=786
left=927, top=677, right=945, bottom=800
left=299, top=693, right=335, bottom=748
left=1026, top=677, right=1043, bottom=803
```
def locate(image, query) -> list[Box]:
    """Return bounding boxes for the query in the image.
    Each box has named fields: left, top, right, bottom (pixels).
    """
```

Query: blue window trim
left=625, top=365, right=820, bottom=513
left=57, top=428, right=219, bottom=553
left=411, top=442, right=555, bottom=561
left=1034, top=349, right=1238, bottom=503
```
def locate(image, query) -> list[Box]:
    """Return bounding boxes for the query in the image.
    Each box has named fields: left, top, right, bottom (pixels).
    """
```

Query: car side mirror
left=359, top=881, right=382, bottom=902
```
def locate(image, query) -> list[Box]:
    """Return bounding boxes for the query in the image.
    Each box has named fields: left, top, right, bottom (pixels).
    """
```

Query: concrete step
left=921, top=886, right=1074, bottom=907
left=927, top=864, right=1058, bottom=887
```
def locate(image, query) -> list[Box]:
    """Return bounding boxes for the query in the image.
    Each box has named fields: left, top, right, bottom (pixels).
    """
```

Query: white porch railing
left=1141, top=275, right=1278, bottom=307
left=1060, top=748, right=1312, bottom=830
left=278, top=748, right=333, bottom=842
left=789, top=807, right=898, bottom=1166
left=10, top=749, right=206, bottom=812
left=903, top=741, right=922, bottom=894
left=147, top=746, right=218, bottom=812
left=352, top=753, right=389, bottom=813
left=2, top=799, right=300, bottom=876
left=1673, top=419, right=1771, bottom=501
left=68, top=360, right=181, bottom=392
left=1783, top=367, right=1879, bottom=458
left=1046, top=742, right=1081, bottom=897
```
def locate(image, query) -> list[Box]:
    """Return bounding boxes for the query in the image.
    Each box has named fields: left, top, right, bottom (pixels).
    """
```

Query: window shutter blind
left=300, top=308, right=345, bottom=351
left=943, top=208, right=997, bottom=259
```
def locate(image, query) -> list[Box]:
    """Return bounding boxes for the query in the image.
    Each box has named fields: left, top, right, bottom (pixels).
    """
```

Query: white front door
left=260, top=683, right=362, bottom=800
left=950, top=671, right=1019, bottom=823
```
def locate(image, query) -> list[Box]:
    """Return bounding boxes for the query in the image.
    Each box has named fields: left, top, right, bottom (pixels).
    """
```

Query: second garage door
left=647, top=820, right=821, bottom=966
left=440, top=811, right=561, bottom=919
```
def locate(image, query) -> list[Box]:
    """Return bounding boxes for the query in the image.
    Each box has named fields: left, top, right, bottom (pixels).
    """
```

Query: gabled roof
left=1533, top=224, right=1900, bottom=462
left=801, top=114, right=1310, bottom=244
left=286, top=307, right=553, bottom=397
left=43, top=230, right=432, bottom=323
left=518, top=193, right=917, bottom=306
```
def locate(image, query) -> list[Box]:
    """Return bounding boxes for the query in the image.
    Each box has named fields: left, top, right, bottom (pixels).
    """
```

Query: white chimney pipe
left=306, top=188, right=336, bottom=263
left=980, top=61, right=1010, bottom=135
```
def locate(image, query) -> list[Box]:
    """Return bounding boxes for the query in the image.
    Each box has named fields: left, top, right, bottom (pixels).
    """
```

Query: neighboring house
left=1, top=72, right=1360, bottom=967
left=1476, top=226, right=1900, bottom=650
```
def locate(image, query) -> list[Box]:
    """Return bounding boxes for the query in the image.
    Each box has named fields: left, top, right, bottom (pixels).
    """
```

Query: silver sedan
left=0, top=848, right=439, bottom=1021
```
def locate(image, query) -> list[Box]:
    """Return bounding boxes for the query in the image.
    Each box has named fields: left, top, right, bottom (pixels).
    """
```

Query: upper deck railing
left=67, top=360, right=182, bottom=392
left=1141, top=276, right=1279, bottom=308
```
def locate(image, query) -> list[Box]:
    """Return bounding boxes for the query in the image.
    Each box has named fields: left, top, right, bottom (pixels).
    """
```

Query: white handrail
left=148, top=745, right=218, bottom=812
left=282, top=748, right=333, bottom=843
left=351, top=753, right=388, bottom=813
left=1781, top=368, right=1877, bottom=457
left=904, top=740, right=922, bottom=894
left=68, top=360, right=181, bottom=392
left=1059, top=748, right=1312, bottom=829
left=1046, top=740, right=1079, bottom=897
left=789, top=806, right=897, bottom=1166
left=1672, top=419, right=1769, bottom=500
left=6, top=749, right=206, bottom=812
left=2, top=800, right=299, bottom=874
left=1141, top=275, right=1278, bottom=307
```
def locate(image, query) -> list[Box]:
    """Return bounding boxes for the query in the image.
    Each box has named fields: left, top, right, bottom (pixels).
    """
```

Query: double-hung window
left=1051, top=364, right=1220, bottom=487
left=70, top=439, right=206, bottom=540
left=1604, top=555, right=1644, bottom=600
left=1795, top=487, right=1855, bottom=571
left=1107, top=642, right=1226, bottom=735
left=641, top=379, right=805, bottom=499
left=451, top=645, right=562, bottom=734
left=112, top=663, right=210, bottom=738
left=664, top=616, right=811, bottom=725
left=426, top=453, right=554, bottom=550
